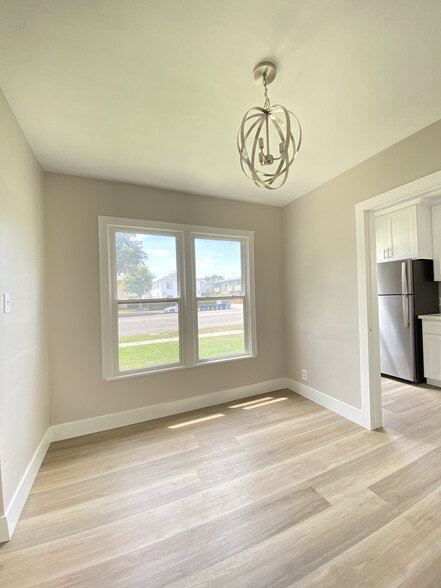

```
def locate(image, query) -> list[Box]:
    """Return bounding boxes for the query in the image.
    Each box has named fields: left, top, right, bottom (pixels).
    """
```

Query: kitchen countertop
left=418, top=313, right=441, bottom=321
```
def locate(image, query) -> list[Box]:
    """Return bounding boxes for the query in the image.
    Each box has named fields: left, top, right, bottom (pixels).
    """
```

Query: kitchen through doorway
left=355, top=170, right=441, bottom=431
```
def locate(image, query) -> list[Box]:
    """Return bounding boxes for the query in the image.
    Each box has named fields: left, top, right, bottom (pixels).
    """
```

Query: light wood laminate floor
left=2, top=379, right=441, bottom=587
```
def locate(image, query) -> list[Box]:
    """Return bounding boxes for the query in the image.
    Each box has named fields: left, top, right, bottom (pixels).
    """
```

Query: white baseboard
left=427, top=378, right=441, bottom=388
left=47, top=377, right=363, bottom=444
left=48, top=378, right=288, bottom=442
left=1, top=429, right=52, bottom=542
left=285, top=378, right=363, bottom=426
left=0, top=515, right=9, bottom=543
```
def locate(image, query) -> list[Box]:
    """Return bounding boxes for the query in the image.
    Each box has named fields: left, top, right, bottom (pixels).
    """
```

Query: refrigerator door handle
left=402, top=294, right=410, bottom=328
left=401, top=261, right=409, bottom=295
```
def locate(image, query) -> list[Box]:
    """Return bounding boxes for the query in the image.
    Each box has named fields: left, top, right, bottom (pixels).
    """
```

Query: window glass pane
left=197, top=298, right=244, bottom=359
left=118, top=302, right=180, bottom=370
left=194, top=238, right=243, bottom=297
left=115, top=232, right=177, bottom=299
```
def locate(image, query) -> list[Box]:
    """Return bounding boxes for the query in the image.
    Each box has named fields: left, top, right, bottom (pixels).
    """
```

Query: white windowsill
left=104, top=352, right=257, bottom=382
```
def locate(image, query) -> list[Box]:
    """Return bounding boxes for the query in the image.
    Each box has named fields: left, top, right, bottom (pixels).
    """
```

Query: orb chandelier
left=237, top=61, right=302, bottom=190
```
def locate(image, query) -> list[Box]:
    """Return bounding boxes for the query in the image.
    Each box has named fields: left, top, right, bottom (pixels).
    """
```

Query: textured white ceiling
left=1, top=1, right=440, bottom=206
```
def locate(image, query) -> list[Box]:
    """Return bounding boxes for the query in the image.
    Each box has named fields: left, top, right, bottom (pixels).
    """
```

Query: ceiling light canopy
left=237, top=61, right=302, bottom=190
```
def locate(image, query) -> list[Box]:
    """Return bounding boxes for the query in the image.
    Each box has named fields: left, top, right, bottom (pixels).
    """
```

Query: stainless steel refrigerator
left=378, top=259, right=438, bottom=383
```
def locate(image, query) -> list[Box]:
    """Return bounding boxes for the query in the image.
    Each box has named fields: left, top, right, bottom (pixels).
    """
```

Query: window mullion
left=180, top=232, right=196, bottom=365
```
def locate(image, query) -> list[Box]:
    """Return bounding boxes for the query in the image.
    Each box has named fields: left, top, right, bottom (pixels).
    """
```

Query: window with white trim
left=99, top=216, right=256, bottom=380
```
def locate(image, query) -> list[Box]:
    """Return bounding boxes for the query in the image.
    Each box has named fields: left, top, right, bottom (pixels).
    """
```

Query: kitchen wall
left=283, top=119, right=441, bottom=409
left=44, top=173, right=284, bottom=425
left=0, top=90, right=49, bottom=526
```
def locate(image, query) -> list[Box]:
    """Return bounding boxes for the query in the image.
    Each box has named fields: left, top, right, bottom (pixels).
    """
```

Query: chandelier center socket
left=252, top=61, right=277, bottom=86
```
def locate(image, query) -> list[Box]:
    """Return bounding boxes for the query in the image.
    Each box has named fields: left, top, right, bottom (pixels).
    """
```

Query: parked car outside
left=164, top=304, right=179, bottom=313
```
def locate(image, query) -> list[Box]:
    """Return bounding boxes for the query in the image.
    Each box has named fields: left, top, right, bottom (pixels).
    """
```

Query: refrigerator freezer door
left=379, top=294, right=416, bottom=381
left=378, top=259, right=413, bottom=295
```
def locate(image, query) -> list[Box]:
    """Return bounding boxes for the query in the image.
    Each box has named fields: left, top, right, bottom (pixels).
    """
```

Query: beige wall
left=0, top=90, right=49, bottom=510
left=44, top=173, right=284, bottom=425
left=283, top=119, right=441, bottom=408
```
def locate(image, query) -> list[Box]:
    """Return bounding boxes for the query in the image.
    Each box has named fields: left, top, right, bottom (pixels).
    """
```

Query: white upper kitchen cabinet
left=376, top=201, right=433, bottom=263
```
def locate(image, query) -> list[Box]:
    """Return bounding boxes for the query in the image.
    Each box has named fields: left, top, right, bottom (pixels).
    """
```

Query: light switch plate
left=3, top=293, right=11, bottom=313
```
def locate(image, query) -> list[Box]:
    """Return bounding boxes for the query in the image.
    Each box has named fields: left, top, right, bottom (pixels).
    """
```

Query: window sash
left=111, top=227, right=182, bottom=300
left=115, top=299, right=183, bottom=373
left=192, top=234, right=246, bottom=298
left=195, top=295, right=248, bottom=362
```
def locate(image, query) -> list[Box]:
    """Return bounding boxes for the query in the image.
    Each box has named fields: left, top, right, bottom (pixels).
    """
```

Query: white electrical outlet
left=301, top=369, right=307, bottom=381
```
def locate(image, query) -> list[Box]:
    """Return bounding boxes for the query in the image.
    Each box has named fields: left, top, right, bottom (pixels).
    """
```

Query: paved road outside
left=118, top=308, right=242, bottom=337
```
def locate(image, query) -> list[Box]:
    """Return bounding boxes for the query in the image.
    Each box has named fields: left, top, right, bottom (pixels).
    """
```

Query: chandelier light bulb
left=237, top=61, right=302, bottom=190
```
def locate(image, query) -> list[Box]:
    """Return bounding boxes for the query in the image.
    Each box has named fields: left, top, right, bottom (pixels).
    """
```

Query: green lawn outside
left=119, top=331, right=178, bottom=344
left=119, top=340, right=180, bottom=370
left=119, top=324, right=243, bottom=344
left=119, top=334, right=244, bottom=371
left=198, top=334, right=244, bottom=359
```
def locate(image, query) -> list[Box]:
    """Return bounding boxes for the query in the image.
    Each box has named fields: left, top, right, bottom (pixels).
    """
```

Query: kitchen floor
left=381, top=375, right=441, bottom=433
left=1, top=383, right=441, bottom=587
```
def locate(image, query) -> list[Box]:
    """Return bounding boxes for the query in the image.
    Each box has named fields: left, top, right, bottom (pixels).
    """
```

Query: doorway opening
left=356, top=170, right=441, bottom=430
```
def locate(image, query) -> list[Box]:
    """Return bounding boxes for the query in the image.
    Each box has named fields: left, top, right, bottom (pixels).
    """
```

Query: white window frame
left=98, top=216, right=257, bottom=381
